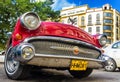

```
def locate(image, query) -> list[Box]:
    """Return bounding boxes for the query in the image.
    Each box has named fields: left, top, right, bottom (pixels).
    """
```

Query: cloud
left=51, top=0, right=76, bottom=11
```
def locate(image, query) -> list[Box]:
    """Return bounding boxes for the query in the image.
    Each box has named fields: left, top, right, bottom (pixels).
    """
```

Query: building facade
left=60, top=4, right=120, bottom=44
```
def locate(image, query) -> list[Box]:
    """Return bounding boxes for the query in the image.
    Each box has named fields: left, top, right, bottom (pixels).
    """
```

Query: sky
left=51, top=0, right=120, bottom=11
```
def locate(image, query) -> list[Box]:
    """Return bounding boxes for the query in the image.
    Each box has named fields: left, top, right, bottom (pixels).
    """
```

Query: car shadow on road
left=22, top=69, right=117, bottom=82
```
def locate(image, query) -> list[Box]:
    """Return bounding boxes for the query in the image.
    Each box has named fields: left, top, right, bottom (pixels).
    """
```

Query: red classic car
left=4, top=12, right=108, bottom=80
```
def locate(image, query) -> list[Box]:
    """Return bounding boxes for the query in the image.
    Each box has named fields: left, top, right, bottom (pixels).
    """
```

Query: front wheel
left=104, top=58, right=117, bottom=72
left=69, top=68, right=93, bottom=79
left=4, top=45, right=30, bottom=80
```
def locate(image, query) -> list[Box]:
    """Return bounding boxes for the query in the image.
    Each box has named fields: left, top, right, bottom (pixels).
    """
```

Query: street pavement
left=1, top=55, right=120, bottom=82
left=0, top=63, right=120, bottom=82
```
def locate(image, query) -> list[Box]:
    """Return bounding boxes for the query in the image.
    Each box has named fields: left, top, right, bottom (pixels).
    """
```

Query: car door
left=111, top=42, right=120, bottom=67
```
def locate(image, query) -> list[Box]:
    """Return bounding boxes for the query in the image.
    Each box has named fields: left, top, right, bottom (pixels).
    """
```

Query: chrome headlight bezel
left=20, top=12, right=41, bottom=30
left=98, top=35, right=107, bottom=47
left=16, top=43, right=35, bottom=62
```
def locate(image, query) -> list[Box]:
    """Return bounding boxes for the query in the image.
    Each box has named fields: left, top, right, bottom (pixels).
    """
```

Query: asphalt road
left=0, top=64, right=120, bottom=82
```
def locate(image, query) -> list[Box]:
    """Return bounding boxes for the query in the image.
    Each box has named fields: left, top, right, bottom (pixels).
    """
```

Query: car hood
left=39, top=22, right=96, bottom=46
left=12, top=21, right=99, bottom=47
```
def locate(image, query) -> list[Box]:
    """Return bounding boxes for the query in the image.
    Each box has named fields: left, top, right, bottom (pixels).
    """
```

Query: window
left=116, top=29, right=119, bottom=40
left=104, top=19, right=112, bottom=23
left=103, top=26, right=112, bottom=30
left=96, top=14, right=101, bottom=24
left=112, top=42, right=120, bottom=49
left=103, top=32, right=112, bottom=37
left=88, top=14, right=92, bottom=22
left=107, top=39, right=112, bottom=44
left=81, top=16, right=85, bottom=26
left=96, top=27, right=100, bottom=33
left=88, top=27, right=92, bottom=33
left=88, top=14, right=92, bottom=25
left=104, top=13, right=112, bottom=17
left=104, top=7, right=107, bottom=10
left=116, top=16, right=119, bottom=27
left=81, top=16, right=84, bottom=21
left=96, top=14, right=100, bottom=21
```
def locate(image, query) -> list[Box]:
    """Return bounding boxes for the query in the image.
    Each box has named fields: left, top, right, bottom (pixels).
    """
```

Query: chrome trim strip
left=23, top=36, right=101, bottom=52
left=35, top=53, right=104, bottom=62
left=50, top=46, right=96, bottom=55
left=50, top=46, right=73, bottom=51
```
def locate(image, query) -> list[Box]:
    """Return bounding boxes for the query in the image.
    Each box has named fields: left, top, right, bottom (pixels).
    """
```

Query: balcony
left=80, top=24, right=86, bottom=27
left=87, top=22, right=93, bottom=26
left=95, top=21, right=101, bottom=25
left=103, top=30, right=112, bottom=32
left=103, top=23, right=113, bottom=25
left=103, top=16, right=113, bottom=20
left=103, top=12, right=113, bottom=19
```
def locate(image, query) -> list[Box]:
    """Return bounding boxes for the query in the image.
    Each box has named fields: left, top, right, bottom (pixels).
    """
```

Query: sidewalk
left=0, top=55, right=4, bottom=63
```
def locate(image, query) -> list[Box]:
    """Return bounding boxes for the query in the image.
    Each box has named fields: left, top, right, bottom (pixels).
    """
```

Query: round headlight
left=22, top=47, right=34, bottom=60
left=20, top=12, right=41, bottom=30
left=98, top=35, right=107, bottom=46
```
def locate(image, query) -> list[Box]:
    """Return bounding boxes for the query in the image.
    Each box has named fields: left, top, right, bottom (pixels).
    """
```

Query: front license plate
left=70, top=60, right=88, bottom=71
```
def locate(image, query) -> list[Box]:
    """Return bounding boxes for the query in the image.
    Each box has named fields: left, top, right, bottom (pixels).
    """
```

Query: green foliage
left=0, top=0, right=60, bottom=49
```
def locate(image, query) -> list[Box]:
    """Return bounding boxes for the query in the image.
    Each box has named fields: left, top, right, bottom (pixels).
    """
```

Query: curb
left=0, top=56, right=4, bottom=63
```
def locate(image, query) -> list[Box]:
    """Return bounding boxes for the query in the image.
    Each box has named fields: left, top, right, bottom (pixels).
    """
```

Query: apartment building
left=60, top=4, right=120, bottom=44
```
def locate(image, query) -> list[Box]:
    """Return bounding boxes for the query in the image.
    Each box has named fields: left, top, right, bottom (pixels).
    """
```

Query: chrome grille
left=29, top=40, right=100, bottom=59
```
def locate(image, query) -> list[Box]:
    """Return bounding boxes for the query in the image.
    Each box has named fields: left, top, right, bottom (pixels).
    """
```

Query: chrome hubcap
left=6, top=47, right=19, bottom=74
left=105, top=60, right=114, bottom=71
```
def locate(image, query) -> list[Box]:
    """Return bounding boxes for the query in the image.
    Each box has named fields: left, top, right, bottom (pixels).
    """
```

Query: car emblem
left=73, top=46, right=80, bottom=55
left=50, top=46, right=81, bottom=55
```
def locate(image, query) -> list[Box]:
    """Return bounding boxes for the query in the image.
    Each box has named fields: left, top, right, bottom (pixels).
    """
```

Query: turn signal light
left=15, top=33, right=22, bottom=40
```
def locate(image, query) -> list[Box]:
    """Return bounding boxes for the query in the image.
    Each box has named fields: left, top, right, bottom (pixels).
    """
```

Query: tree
left=0, top=0, right=60, bottom=49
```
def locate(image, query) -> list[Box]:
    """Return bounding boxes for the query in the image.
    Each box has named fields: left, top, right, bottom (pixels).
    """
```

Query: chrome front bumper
left=26, top=53, right=105, bottom=68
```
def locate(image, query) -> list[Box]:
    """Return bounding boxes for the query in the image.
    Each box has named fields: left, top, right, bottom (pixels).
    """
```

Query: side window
left=118, top=43, right=120, bottom=48
left=112, top=42, right=120, bottom=49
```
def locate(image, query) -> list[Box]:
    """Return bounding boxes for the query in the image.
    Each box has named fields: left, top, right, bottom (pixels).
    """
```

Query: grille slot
left=29, top=40, right=100, bottom=59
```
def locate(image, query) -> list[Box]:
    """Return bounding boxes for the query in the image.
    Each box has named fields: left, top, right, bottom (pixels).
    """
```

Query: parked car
left=0, top=51, right=5, bottom=55
left=103, top=41, right=120, bottom=72
left=4, top=12, right=108, bottom=80
left=0, top=51, right=5, bottom=63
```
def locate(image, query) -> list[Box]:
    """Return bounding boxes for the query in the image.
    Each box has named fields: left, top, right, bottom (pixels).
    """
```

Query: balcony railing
left=103, top=22, right=113, bottom=25
left=103, top=30, right=112, bottom=32
left=95, top=21, right=101, bottom=25
left=80, top=24, right=86, bottom=27
left=103, top=15, right=113, bottom=19
left=87, top=22, right=93, bottom=26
